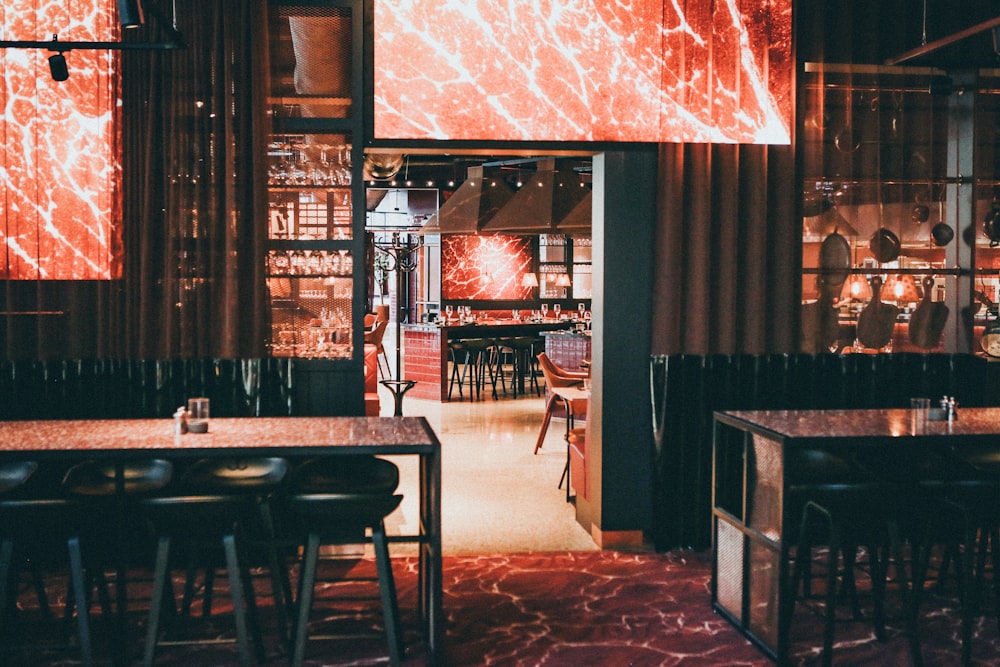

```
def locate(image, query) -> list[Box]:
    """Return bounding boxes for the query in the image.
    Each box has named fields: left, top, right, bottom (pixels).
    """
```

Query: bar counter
left=402, top=319, right=574, bottom=400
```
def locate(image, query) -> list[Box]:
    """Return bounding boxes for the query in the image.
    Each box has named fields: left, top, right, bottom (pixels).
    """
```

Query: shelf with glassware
left=539, top=234, right=592, bottom=301
left=266, top=246, right=354, bottom=359
left=266, top=131, right=357, bottom=359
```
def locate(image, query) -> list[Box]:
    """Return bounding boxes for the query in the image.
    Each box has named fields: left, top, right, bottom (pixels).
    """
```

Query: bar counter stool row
left=785, top=440, right=1000, bottom=667
left=0, top=453, right=405, bottom=667
left=447, top=335, right=544, bottom=401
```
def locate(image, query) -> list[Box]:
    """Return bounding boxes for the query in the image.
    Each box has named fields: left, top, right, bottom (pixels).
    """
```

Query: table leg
left=419, top=441, right=443, bottom=664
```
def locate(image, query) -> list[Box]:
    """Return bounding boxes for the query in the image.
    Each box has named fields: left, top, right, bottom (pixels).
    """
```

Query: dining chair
left=364, top=319, right=391, bottom=379
left=534, top=352, right=589, bottom=455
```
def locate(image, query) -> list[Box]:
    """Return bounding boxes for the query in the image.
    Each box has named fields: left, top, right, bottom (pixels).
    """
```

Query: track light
left=117, top=0, right=145, bottom=29
left=48, top=52, right=68, bottom=82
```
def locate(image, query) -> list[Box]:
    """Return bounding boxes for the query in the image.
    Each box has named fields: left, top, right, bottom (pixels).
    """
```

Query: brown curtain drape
left=118, top=0, right=269, bottom=358
left=650, top=143, right=799, bottom=355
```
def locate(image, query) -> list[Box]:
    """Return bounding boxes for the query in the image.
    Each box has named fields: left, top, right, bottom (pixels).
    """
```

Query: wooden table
left=0, top=416, right=444, bottom=666
left=711, top=407, right=1000, bottom=665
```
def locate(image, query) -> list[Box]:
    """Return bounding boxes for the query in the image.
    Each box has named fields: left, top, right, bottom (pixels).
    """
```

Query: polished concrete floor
left=375, top=343, right=599, bottom=554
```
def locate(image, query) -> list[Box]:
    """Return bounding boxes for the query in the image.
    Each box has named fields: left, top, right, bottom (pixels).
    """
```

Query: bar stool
left=280, top=456, right=404, bottom=667
left=62, top=459, right=174, bottom=592
left=496, top=336, right=542, bottom=398
left=0, top=461, right=96, bottom=666
left=140, top=457, right=290, bottom=667
left=447, top=340, right=466, bottom=400
left=785, top=448, right=911, bottom=667
left=452, top=338, right=497, bottom=401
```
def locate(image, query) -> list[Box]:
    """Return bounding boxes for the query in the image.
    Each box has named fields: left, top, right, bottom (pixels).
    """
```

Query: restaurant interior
left=3, top=0, right=1000, bottom=665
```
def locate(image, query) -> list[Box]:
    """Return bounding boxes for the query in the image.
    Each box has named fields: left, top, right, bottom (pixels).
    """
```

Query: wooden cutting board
left=800, top=282, right=841, bottom=353
left=909, top=276, right=949, bottom=349
left=856, top=277, right=899, bottom=349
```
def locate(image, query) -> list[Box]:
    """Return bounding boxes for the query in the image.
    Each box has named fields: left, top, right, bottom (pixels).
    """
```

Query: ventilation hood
left=419, top=166, right=514, bottom=234
left=556, top=190, right=592, bottom=233
left=480, top=158, right=588, bottom=233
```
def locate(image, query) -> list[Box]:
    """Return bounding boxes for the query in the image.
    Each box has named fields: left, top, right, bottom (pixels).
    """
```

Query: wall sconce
left=555, top=273, right=572, bottom=287
left=520, top=273, right=538, bottom=288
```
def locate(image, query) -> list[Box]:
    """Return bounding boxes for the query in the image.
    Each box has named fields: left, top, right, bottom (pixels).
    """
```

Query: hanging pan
left=856, top=276, right=899, bottom=349
left=819, top=229, right=851, bottom=286
left=908, top=276, right=949, bottom=349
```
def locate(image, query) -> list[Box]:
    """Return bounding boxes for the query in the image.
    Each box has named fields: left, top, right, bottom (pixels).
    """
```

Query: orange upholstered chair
left=534, top=352, right=589, bottom=454
left=364, top=344, right=380, bottom=416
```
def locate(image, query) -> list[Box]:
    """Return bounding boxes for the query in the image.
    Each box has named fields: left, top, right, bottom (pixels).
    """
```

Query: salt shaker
left=174, top=406, right=189, bottom=435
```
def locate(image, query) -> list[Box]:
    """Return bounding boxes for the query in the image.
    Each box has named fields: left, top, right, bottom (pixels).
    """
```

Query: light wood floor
left=377, top=380, right=598, bottom=554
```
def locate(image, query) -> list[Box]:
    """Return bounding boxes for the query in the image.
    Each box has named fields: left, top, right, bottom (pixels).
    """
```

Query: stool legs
left=292, top=522, right=403, bottom=667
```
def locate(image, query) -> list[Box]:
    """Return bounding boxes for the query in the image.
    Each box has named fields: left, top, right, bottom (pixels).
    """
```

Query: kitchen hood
left=555, top=189, right=592, bottom=233
left=480, top=158, right=588, bottom=233
left=419, top=165, right=514, bottom=234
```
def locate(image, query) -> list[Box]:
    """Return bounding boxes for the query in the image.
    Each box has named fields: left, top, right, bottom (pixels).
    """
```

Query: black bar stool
left=280, top=456, right=404, bottom=667
left=452, top=338, right=497, bottom=401
left=0, top=461, right=96, bottom=666
left=140, top=456, right=290, bottom=667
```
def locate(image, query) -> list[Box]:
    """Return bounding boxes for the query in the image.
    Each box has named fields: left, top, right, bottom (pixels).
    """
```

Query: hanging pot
left=869, top=228, right=901, bottom=263
left=930, top=195, right=953, bottom=246
left=985, top=204, right=1000, bottom=247
left=931, top=222, right=954, bottom=246
left=834, top=89, right=861, bottom=153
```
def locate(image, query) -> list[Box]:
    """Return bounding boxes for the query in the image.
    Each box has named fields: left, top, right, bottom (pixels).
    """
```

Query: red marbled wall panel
left=1, top=2, right=120, bottom=279
left=442, top=235, right=533, bottom=301
left=374, top=0, right=792, bottom=144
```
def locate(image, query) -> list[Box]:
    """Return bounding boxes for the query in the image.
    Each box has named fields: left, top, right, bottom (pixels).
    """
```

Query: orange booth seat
left=364, top=343, right=380, bottom=416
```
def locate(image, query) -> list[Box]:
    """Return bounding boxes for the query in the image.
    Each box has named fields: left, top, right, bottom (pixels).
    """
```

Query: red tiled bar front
left=541, top=330, right=591, bottom=372
left=402, top=321, right=574, bottom=401
left=0, top=416, right=444, bottom=664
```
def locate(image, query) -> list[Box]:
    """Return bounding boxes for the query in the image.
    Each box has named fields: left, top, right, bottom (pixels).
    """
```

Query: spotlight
left=117, top=0, right=145, bottom=29
left=48, top=53, right=69, bottom=82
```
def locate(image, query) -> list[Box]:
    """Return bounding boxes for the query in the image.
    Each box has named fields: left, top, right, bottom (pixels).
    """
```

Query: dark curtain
left=117, top=0, right=269, bottom=358
left=650, top=143, right=800, bottom=355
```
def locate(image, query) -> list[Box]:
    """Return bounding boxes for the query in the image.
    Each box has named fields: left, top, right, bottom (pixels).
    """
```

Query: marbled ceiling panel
left=374, top=0, right=791, bottom=144
left=0, top=2, right=120, bottom=280
left=442, top=235, right=533, bottom=301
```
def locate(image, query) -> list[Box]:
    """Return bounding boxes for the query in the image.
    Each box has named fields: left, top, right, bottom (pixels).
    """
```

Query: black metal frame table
left=0, top=416, right=444, bottom=666
left=711, top=407, right=1000, bottom=665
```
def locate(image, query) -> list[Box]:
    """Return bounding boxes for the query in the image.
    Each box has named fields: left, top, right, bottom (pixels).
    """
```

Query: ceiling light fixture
left=47, top=50, right=69, bottom=81
left=118, top=0, right=145, bottom=29
left=0, top=0, right=183, bottom=53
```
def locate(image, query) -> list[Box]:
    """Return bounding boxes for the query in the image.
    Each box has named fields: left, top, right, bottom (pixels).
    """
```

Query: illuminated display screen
left=0, top=2, right=120, bottom=280
left=441, top=235, right=534, bottom=300
left=374, top=0, right=792, bottom=144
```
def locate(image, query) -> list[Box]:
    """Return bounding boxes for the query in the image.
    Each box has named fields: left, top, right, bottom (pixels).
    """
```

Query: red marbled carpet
left=7, top=549, right=998, bottom=665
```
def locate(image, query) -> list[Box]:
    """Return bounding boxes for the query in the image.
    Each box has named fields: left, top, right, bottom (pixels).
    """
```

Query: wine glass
left=541, top=303, right=549, bottom=319
left=553, top=303, right=561, bottom=319
left=578, top=303, right=586, bottom=319
left=512, top=309, right=520, bottom=321
left=445, top=305, right=453, bottom=321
